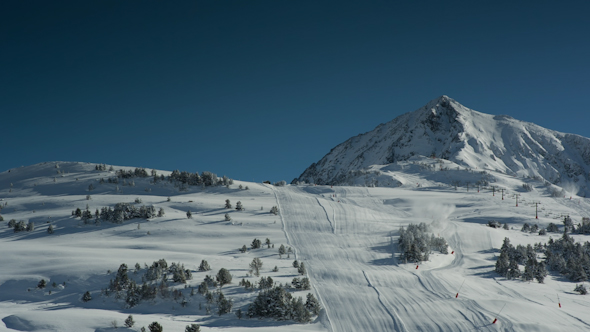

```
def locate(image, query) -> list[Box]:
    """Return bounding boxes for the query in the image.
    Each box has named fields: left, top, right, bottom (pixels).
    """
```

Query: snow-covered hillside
left=1, top=161, right=590, bottom=331
left=296, top=96, right=590, bottom=197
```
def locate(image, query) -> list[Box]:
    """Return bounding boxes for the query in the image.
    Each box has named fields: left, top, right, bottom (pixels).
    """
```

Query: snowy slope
left=296, top=96, right=590, bottom=196
left=2, top=161, right=590, bottom=331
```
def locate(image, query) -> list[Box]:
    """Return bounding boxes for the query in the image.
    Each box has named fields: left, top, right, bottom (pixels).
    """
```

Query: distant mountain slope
left=295, top=96, right=590, bottom=195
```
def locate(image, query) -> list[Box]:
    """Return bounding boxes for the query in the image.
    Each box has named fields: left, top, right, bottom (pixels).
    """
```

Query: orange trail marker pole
left=492, top=303, right=506, bottom=324
left=455, top=279, right=465, bottom=298
left=557, top=294, right=561, bottom=308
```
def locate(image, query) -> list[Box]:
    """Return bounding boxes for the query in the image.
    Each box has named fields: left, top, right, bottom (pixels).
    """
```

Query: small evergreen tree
left=47, top=224, right=54, bottom=234
left=199, top=260, right=211, bottom=271
left=250, top=258, right=263, bottom=277
left=251, top=238, right=261, bottom=249
left=236, top=201, right=244, bottom=211
left=240, top=245, right=247, bottom=253
left=216, top=268, right=232, bottom=287
left=305, top=293, right=321, bottom=315
left=292, top=297, right=311, bottom=323
left=82, top=291, right=92, bottom=302
left=225, top=213, right=231, bottom=221
left=278, top=244, right=286, bottom=258
left=124, top=315, right=135, bottom=327
left=298, top=262, right=307, bottom=275
left=217, top=292, right=233, bottom=315
left=38, top=279, right=47, bottom=289
left=148, top=321, right=163, bottom=332
left=270, top=206, right=279, bottom=215
left=506, top=259, right=521, bottom=280
left=547, top=222, right=559, bottom=232
left=225, top=199, right=232, bottom=209
left=265, top=238, right=271, bottom=248
left=574, top=284, right=588, bottom=295
left=186, top=210, right=192, bottom=219
left=495, top=251, right=510, bottom=276
left=535, top=261, right=548, bottom=283
left=185, top=324, right=201, bottom=332
left=523, top=257, right=537, bottom=281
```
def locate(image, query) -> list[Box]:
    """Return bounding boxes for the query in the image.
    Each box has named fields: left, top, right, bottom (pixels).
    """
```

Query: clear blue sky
left=2, top=1, right=589, bottom=182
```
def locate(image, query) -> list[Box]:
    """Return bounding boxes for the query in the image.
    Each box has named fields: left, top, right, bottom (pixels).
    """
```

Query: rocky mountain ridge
left=296, top=96, right=590, bottom=195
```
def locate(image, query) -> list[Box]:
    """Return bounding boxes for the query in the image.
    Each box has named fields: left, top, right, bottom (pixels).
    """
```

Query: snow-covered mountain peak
left=296, top=96, right=590, bottom=196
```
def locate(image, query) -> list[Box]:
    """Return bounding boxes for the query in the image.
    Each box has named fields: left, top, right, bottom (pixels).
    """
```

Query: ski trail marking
left=363, top=270, right=407, bottom=332
left=273, top=187, right=335, bottom=332
left=316, top=197, right=336, bottom=234
left=455, top=279, right=465, bottom=298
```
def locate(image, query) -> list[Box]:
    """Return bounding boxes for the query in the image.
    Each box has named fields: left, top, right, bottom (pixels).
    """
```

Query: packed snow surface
left=1, top=161, right=590, bottom=331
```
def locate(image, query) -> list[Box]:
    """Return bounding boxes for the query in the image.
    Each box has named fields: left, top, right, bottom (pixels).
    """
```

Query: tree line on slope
left=495, top=230, right=590, bottom=283
left=72, top=202, right=163, bottom=224
left=95, top=166, right=234, bottom=188
left=398, top=223, right=449, bottom=263
left=77, top=235, right=321, bottom=324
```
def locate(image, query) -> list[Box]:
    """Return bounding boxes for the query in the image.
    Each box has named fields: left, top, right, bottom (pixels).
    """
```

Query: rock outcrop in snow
left=295, top=96, right=590, bottom=195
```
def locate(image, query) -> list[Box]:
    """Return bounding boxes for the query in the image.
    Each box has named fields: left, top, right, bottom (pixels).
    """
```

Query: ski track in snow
left=362, top=270, right=408, bottom=332
left=274, top=184, right=590, bottom=332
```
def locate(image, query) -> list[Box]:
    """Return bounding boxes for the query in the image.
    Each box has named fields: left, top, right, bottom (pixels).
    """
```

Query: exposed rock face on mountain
left=295, top=96, right=590, bottom=194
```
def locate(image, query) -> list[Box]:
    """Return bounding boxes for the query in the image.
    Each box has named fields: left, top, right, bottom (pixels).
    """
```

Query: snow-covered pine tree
left=216, top=268, right=232, bottom=287
left=270, top=206, right=279, bottom=215
left=305, top=293, right=321, bottom=315
left=298, top=262, right=306, bottom=275
left=574, top=284, right=588, bottom=295
left=198, top=259, right=211, bottom=272
left=251, top=238, right=261, bottom=249
left=148, top=321, right=163, bottom=332
left=249, top=258, right=263, bottom=277
left=507, top=259, right=521, bottom=280
left=185, top=323, right=201, bottom=332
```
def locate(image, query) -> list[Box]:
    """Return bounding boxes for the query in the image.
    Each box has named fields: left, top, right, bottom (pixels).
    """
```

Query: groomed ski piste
left=1, top=161, right=589, bottom=331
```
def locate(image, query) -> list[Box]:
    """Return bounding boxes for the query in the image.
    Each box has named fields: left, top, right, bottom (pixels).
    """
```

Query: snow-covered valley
left=1, top=161, right=589, bottom=331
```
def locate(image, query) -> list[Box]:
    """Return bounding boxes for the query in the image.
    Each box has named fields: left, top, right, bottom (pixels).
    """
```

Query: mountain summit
left=295, top=96, right=590, bottom=195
